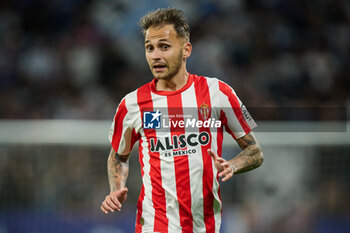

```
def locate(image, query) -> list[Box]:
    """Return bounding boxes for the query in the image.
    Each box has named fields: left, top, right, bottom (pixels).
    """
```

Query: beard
left=152, top=50, right=183, bottom=80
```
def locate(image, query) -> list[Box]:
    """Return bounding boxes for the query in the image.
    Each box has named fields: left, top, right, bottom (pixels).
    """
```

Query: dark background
left=0, top=0, right=349, bottom=119
left=0, top=0, right=349, bottom=232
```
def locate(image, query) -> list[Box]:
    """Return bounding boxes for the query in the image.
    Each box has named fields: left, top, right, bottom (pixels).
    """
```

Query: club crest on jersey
left=143, top=110, right=161, bottom=129
left=199, top=102, right=210, bottom=120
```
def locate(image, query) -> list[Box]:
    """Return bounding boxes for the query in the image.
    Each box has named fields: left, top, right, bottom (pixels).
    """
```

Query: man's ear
left=183, top=42, right=192, bottom=59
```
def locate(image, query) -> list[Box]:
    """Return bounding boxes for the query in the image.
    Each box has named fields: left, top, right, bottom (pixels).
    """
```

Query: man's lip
left=153, top=66, right=166, bottom=72
left=153, top=64, right=167, bottom=72
left=152, top=64, right=166, bottom=68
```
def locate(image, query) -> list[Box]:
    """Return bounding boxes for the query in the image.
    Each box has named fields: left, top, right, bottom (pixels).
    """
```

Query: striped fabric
left=108, top=73, right=256, bottom=233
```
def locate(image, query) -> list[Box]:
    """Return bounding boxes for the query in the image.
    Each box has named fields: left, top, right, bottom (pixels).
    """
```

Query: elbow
left=256, top=145, right=264, bottom=167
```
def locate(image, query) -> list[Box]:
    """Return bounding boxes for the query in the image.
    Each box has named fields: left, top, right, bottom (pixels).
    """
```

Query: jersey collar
left=150, top=73, right=194, bottom=96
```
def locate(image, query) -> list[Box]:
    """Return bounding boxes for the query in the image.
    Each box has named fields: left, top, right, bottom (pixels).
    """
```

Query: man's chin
left=152, top=72, right=168, bottom=80
left=152, top=69, right=178, bottom=80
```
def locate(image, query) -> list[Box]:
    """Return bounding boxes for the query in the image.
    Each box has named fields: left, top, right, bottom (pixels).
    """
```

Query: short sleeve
left=108, top=98, right=139, bottom=155
left=218, top=81, right=257, bottom=139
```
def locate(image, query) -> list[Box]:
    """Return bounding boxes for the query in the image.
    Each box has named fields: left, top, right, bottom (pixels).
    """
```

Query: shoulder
left=191, top=73, right=222, bottom=86
left=210, top=77, right=236, bottom=95
left=191, top=73, right=232, bottom=91
left=119, top=81, right=153, bottom=109
left=119, top=89, right=137, bottom=107
left=122, top=81, right=150, bottom=102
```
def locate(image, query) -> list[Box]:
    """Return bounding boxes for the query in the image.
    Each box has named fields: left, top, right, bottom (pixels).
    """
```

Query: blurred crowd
left=0, top=0, right=349, bottom=119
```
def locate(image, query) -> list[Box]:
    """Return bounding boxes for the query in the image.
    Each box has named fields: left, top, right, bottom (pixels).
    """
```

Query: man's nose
left=150, top=48, right=162, bottom=60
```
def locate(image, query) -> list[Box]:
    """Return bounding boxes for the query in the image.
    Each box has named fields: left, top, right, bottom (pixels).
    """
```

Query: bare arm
left=101, top=148, right=130, bottom=214
left=208, top=131, right=263, bottom=181
left=231, top=131, right=263, bottom=174
left=107, top=148, right=129, bottom=192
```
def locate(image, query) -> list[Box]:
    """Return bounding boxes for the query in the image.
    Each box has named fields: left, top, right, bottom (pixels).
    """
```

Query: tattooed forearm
left=107, top=149, right=129, bottom=192
left=230, top=132, right=263, bottom=174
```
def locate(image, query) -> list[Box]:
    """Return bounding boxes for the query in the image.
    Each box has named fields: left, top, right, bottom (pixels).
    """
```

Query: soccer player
left=101, top=8, right=263, bottom=233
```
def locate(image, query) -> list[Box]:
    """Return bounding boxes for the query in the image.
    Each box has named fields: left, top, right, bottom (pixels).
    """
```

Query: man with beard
left=101, top=8, right=263, bottom=233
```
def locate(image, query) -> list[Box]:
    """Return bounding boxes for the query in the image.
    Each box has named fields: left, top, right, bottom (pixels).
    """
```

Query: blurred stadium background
left=0, top=0, right=349, bottom=233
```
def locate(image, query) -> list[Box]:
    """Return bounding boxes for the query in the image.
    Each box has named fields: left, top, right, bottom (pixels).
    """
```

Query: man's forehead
left=145, top=24, right=176, bottom=43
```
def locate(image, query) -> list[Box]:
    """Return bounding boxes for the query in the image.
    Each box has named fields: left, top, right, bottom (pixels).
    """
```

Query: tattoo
left=230, top=132, right=263, bottom=174
left=236, top=132, right=256, bottom=149
left=107, top=149, right=129, bottom=192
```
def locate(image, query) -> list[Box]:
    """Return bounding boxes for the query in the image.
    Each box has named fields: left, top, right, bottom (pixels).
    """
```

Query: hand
left=101, top=187, right=128, bottom=214
left=208, top=149, right=235, bottom=182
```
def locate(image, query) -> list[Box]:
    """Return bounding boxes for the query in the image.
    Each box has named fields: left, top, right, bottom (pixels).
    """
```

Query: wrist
left=229, top=161, right=238, bottom=174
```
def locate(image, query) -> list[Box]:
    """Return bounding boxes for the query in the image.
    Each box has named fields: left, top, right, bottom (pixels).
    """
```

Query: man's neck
left=156, top=69, right=189, bottom=92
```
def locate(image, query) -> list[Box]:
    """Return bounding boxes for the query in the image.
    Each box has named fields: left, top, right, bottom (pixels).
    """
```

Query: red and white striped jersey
left=108, top=73, right=256, bottom=233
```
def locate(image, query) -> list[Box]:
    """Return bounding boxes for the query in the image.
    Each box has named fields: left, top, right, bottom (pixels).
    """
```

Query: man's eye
left=146, top=46, right=153, bottom=51
left=161, top=44, right=169, bottom=49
